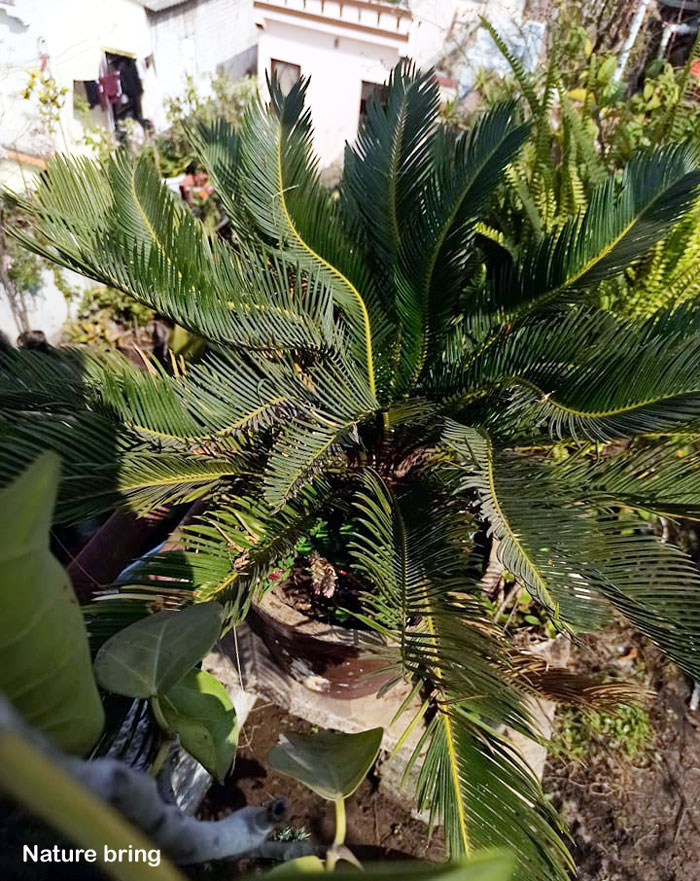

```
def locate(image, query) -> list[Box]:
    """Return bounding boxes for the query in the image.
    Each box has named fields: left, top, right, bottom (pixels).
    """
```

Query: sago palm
left=4, top=65, right=700, bottom=880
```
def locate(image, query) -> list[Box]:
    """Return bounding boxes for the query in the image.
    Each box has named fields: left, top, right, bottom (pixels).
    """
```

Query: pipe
left=613, top=0, right=654, bottom=84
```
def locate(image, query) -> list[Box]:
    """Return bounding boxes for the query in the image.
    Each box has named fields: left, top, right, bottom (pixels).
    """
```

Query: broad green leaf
left=597, top=55, right=617, bottom=83
left=159, top=668, right=237, bottom=783
left=0, top=454, right=104, bottom=754
left=94, top=602, right=223, bottom=698
left=268, top=727, right=383, bottom=801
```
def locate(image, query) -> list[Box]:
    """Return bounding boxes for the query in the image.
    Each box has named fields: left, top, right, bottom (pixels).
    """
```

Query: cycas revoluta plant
left=5, top=65, right=700, bottom=879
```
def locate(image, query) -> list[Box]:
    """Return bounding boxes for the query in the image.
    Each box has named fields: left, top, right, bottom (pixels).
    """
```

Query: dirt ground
left=543, top=633, right=700, bottom=881
left=202, top=631, right=700, bottom=880
left=200, top=702, right=445, bottom=864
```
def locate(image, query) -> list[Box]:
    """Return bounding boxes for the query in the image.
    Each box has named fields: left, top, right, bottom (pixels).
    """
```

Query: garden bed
left=198, top=702, right=446, bottom=866
left=544, top=629, right=700, bottom=881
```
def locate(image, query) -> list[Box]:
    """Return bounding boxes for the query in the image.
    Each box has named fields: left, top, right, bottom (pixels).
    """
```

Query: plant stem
left=150, top=695, right=170, bottom=733
left=149, top=696, right=174, bottom=777
left=150, top=737, right=173, bottom=778
left=325, top=798, right=348, bottom=871
left=333, top=797, right=346, bottom=847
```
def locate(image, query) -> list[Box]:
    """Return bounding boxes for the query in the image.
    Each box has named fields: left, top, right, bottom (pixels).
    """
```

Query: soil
left=543, top=630, right=700, bottom=881
left=276, top=557, right=367, bottom=628
left=200, top=629, right=700, bottom=880
left=199, top=702, right=446, bottom=867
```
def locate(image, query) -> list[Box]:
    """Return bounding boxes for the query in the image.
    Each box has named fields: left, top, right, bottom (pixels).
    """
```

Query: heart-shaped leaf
left=94, top=602, right=223, bottom=698
left=158, top=668, right=238, bottom=783
left=268, top=727, right=383, bottom=801
left=0, top=454, right=104, bottom=754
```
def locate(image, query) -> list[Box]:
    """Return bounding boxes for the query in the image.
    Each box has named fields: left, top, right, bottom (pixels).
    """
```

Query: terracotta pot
left=249, top=588, right=394, bottom=700
left=68, top=499, right=206, bottom=603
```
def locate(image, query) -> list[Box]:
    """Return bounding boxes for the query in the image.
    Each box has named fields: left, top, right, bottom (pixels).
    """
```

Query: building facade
left=144, top=0, right=258, bottom=106
left=0, top=0, right=159, bottom=190
left=254, top=0, right=528, bottom=166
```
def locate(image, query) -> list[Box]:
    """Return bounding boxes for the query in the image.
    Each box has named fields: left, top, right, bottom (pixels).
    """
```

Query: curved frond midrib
left=274, top=125, right=377, bottom=397
left=480, top=435, right=558, bottom=615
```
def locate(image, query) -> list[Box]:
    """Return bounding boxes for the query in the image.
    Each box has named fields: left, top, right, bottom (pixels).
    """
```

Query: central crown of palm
left=5, top=65, right=700, bottom=880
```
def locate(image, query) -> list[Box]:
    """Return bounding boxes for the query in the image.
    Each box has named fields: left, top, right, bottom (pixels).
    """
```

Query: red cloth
left=98, top=72, right=121, bottom=110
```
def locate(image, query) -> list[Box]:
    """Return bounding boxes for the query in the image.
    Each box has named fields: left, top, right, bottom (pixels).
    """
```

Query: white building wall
left=408, top=0, right=460, bottom=65
left=147, top=0, right=258, bottom=106
left=0, top=0, right=153, bottom=343
left=257, top=18, right=401, bottom=166
left=0, top=0, right=155, bottom=178
left=255, top=0, right=528, bottom=167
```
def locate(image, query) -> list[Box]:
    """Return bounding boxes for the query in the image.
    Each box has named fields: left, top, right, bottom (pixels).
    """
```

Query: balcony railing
left=254, top=0, right=413, bottom=42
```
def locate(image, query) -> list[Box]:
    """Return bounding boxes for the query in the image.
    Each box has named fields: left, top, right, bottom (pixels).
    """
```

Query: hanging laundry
left=117, top=59, right=142, bottom=101
left=115, top=58, right=144, bottom=123
left=98, top=71, right=121, bottom=111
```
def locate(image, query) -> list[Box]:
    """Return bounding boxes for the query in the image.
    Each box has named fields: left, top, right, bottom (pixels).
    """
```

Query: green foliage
left=274, top=826, right=311, bottom=843
left=94, top=602, right=237, bottom=777
left=0, top=200, right=47, bottom=337
left=0, top=454, right=104, bottom=754
left=550, top=703, right=654, bottom=763
left=157, top=73, right=257, bottom=177
left=5, top=235, right=43, bottom=296
left=94, top=603, right=223, bottom=698
left=21, top=68, right=68, bottom=135
left=159, top=668, right=238, bottom=783
left=265, top=853, right=516, bottom=881
left=5, top=63, right=700, bottom=880
left=473, top=20, right=700, bottom=316
left=64, top=284, right=154, bottom=347
left=268, top=727, right=384, bottom=801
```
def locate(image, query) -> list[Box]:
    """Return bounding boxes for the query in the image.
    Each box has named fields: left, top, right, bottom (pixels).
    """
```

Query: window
left=359, top=81, right=387, bottom=123
left=271, top=60, right=301, bottom=96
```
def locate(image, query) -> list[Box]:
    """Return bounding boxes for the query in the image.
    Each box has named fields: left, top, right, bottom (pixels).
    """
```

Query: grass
left=550, top=703, right=654, bottom=764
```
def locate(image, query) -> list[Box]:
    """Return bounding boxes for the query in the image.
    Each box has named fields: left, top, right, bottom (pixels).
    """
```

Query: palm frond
left=417, top=708, right=572, bottom=880
left=504, top=316, right=700, bottom=441
left=263, top=353, right=376, bottom=507
left=444, top=423, right=700, bottom=680
left=342, top=63, right=440, bottom=391
left=348, top=471, right=571, bottom=878
left=443, top=422, right=610, bottom=629
left=8, top=154, right=337, bottom=355
left=509, top=144, right=700, bottom=312
left=432, top=302, right=700, bottom=442
left=186, top=118, right=247, bottom=235
left=408, top=103, right=530, bottom=381
left=586, top=442, right=700, bottom=518
left=482, top=21, right=541, bottom=119
left=237, top=76, right=388, bottom=395
left=112, top=479, right=332, bottom=614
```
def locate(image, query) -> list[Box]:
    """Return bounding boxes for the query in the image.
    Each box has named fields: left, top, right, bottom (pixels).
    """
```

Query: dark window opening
left=359, top=81, right=388, bottom=124
left=271, top=59, right=301, bottom=96
left=104, top=52, right=150, bottom=130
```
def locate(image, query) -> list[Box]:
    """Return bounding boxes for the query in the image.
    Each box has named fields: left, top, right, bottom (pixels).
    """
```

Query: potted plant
left=5, top=63, right=700, bottom=880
